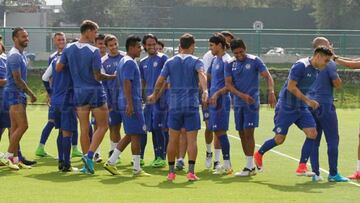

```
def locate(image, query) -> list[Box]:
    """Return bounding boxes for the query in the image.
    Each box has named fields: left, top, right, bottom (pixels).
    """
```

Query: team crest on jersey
left=153, top=62, right=158, bottom=67
left=143, top=65, right=148, bottom=69
left=245, top=64, right=251, bottom=70
left=215, top=64, right=220, bottom=70
left=276, top=127, right=282, bottom=133
left=143, top=125, right=147, bottom=132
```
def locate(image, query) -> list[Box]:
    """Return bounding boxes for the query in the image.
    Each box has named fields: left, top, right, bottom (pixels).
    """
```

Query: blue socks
left=258, top=138, right=277, bottom=155
left=87, top=151, right=94, bottom=160
left=152, top=130, right=161, bottom=159
left=71, top=130, right=78, bottom=146
left=310, top=141, right=320, bottom=176
left=327, top=140, right=339, bottom=176
left=219, top=134, right=230, bottom=160
left=300, top=138, right=315, bottom=164
left=40, top=121, right=55, bottom=145
left=63, top=136, right=71, bottom=165
left=163, top=131, right=169, bottom=159
left=140, top=134, right=147, bottom=159
left=88, top=123, right=93, bottom=143
left=17, top=146, right=23, bottom=161
left=56, top=131, right=63, bottom=161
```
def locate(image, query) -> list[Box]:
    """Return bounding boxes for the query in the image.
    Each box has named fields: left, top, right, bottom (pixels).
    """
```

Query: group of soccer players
left=0, top=19, right=360, bottom=182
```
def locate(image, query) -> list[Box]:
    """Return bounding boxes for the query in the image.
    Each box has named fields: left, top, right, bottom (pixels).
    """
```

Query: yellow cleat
left=133, top=169, right=151, bottom=177
left=103, top=161, right=121, bottom=175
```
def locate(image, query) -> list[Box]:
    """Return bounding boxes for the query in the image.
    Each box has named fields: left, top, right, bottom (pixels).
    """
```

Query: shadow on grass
left=251, top=180, right=336, bottom=193
left=24, top=170, right=102, bottom=183
left=139, top=179, right=197, bottom=189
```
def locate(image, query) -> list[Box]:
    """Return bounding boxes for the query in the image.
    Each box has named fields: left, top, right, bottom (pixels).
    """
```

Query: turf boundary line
left=224, top=132, right=360, bottom=187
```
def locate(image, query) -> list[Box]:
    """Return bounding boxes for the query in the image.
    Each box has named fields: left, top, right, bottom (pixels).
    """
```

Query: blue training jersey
left=307, top=60, right=338, bottom=104
left=101, top=51, right=125, bottom=110
left=48, top=51, right=59, bottom=66
left=50, top=54, right=74, bottom=106
left=208, top=54, right=231, bottom=98
left=4, top=47, right=28, bottom=93
left=0, top=54, right=6, bottom=100
left=139, top=52, right=168, bottom=97
left=117, top=55, right=142, bottom=112
left=160, top=54, right=204, bottom=110
left=224, top=54, right=267, bottom=107
left=59, top=42, right=102, bottom=89
left=278, top=57, right=319, bottom=108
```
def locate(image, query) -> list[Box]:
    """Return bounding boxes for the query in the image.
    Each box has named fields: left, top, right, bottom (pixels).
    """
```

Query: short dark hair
left=209, top=33, right=229, bottom=49
left=12, top=27, right=26, bottom=40
left=230, top=39, right=246, bottom=51
left=71, top=38, right=79, bottom=43
left=157, top=41, right=164, bottom=48
left=104, top=34, right=118, bottom=46
left=53, top=32, right=65, bottom=39
left=220, top=31, right=234, bottom=40
left=180, top=33, right=195, bottom=49
left=80, top=20, right=99, bottom=34
left=95, top=33, right=105, bottom=43
left=125, top=35, right=141, bottom=52
left=314, top=46, right=333, bottom=56
left=142, top=34, right=158, bottom=45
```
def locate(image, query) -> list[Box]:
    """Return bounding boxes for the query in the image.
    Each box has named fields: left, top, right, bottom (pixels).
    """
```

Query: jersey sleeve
left=7, top=54, right=21, bottom=72
left=255, top=57, right=268, bottom=73
left=160, top=60, right=170, bottom=78
left=224, top=62, right=232, bottom=78
left=92, top=49, right=102, bottom=71
left=59, top=48, right=68, bottom=65
left=139, top=61, right=145, bottom=80
left=195, top=59, right=204, bottom=72
left=288, top=63, right=305, bottom=82
left=42, top=63, right=53, bottom=81
left=327, top=62, right=339, bottom=81
left=122, top=61, right=136, bottom=81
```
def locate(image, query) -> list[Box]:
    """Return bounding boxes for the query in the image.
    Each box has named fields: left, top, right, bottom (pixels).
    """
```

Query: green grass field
left=0, top=105, right=359, bottom=203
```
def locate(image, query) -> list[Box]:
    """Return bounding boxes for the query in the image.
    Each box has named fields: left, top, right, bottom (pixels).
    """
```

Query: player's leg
left=254, top=105, right=295, bottom=171
left=82, top=104, right=109, bottom=174
left=35, top=106, right=55, bottom=157
left=309, top=110, right=323, bottom=180
left=6, top=104, right=28, bottom=170
left=176, top=128, right=187, bottom=170
left=167, top=128, right=180, bottom=180
left=108, top=109, right=122, bottom=157
left=76, top=105, right=91, bottom=154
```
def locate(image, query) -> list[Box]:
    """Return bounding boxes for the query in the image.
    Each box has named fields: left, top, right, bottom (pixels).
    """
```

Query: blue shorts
left=53, top=105, right=77, bottom=132
left=4, top=90, right=26, bottom=106
left=121, top=111, right=146, bottom=135
left=0, top=97, right=10, bottom=128
left=201, top=105, right=210, bottom=121
left=273, top=103, right=316, bottom=135
left=74, top=88, right=106, bottom=108
left=234, top=104, right=259, bottom=131
left=109, top=110, right=122, bottom=127
left=168, top=108, right=201, bottom=131
left=144, top=104, right=167, bottom=131
left=208, top=95, right=230, bottom=131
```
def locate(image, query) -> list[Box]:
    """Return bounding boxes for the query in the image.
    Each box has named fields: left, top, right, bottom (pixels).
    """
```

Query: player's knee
left=274, top=135, right=285, bottom=145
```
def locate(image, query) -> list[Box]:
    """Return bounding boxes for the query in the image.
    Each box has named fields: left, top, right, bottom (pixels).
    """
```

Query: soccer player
left=103, top=35, right=150, bottom=177
left=148, top=33, right=208, bottom=181
left=332, top=54, right=360, bottom=180
left=140, top=34, right=168, bottom=168
left=91, top=33, right=107, bottom=162
left=253, top=46, right=333, bottom=174
left=302, top=37, right=348, bottom=182
left=156, top=41, right=165, bottom=53
left=225, top=39, right=276, bottom=176
left=203, top=31, right=234, bottom=169
left=206, top=33, right=233, bottom=175
left=0, top=27, right=37, bottom=170
left=56, top=20, right=115, bottom=174
left=95, top=34, right=107, bottom=57
left=36, top=32, right=82, bottom=158
left=101, top=34, right=126, bottom=158
left=42, top=44, right=78, bottom=172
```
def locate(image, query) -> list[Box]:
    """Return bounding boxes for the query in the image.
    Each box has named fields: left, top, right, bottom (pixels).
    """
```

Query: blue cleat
left=79, top=166, right=88, bottom=174
left=328, top=173, right=349, bottom=182
left=81, top=155, right=94, bottom=174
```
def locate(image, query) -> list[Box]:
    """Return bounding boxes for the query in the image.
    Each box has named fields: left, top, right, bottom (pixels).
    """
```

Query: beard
left=20, top=41, right=28, bottom=48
